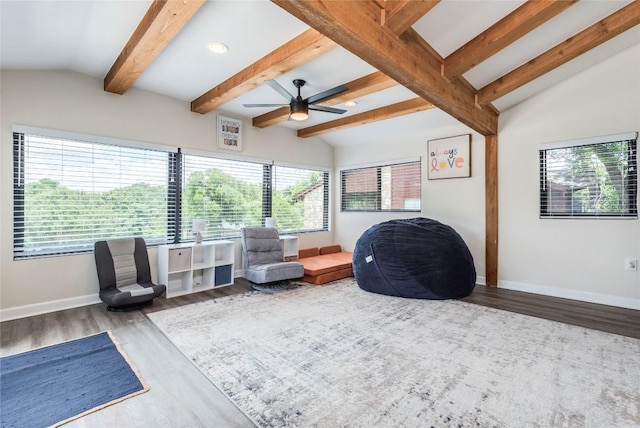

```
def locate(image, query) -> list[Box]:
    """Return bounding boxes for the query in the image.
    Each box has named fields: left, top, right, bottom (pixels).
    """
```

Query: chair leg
left=251, top=281, right=299, bottom=293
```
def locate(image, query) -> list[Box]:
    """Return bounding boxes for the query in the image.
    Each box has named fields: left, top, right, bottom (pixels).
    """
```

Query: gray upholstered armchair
left=94, top=237, right=166, bottom=311
left=241, top=227, right=304, bottom=284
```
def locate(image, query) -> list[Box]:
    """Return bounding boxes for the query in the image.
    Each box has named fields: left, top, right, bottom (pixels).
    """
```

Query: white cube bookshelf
left=280, top=235, right=299, bottom=261
left=158, top=240, right=235, bottom=298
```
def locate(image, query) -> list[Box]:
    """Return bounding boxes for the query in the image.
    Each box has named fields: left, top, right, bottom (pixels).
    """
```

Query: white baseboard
left=0, top=294, right=102, bottom=322
left=3, top=275, right=634, bottom=321
left=498, top=280, right=640, bottom=310
left=1, top=271, right=246, bottom=322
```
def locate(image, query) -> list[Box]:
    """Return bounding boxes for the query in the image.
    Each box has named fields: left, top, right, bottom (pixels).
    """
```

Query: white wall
left=2, top=43, right=639, bottom=319
left=333, top=43, right=640, bottom=310
left=0, top=70, right=335, bottom=319
left=498, top=43, right=640, bottom=309
left=334, top=120, right=487, bottom=282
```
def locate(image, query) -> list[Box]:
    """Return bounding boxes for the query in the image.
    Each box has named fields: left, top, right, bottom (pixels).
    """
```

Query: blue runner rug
left=1, top=331, right=148, bottom=428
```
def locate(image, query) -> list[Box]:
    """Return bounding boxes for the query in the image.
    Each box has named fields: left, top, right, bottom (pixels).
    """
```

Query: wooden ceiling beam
left=401, top=27, right=499, bottom=116
left=477, top=2, right=640, bottom=106
left=104, top=0, right=205, bottom=94
left=297, top=97, right=433, bottom=138
left=381, top=0, right=440, bottom=35
left=191, top=29, right=337, bottom=114
left=252, top=71, right=397, bottom=128
left=443, top=0, right=577, bottom=81
left=272, top=0, right=498, bottom=136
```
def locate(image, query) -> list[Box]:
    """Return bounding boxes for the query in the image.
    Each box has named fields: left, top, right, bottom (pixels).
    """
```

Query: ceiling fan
left=243, top=79, right=348, bottom=121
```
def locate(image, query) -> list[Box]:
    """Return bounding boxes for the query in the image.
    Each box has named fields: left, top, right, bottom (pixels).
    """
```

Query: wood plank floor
left=0, top=281, right=257, bottom=428
left=1, top=280, right=638, bottom=427
left=461, top=285, right=640, bottom=339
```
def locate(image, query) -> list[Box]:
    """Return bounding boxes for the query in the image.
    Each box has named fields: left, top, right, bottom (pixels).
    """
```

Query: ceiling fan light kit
left=244, top=79, right=348, bottom=121
left=290, top=79, right=309, bottom=121
left=290, top=102, right=309, bottom=121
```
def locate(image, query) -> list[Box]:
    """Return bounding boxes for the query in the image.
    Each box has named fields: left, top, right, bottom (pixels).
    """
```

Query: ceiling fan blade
left=306, top=84, right=348, bottom=104
left=309, top=104, right=347, bottom=114
left=243, top=103, right=289, bottom=107
left=265, top=79, right=294, bottom=102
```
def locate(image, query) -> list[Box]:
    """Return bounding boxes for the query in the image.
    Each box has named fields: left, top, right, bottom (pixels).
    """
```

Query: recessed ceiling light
left=344, top=101, right=357, bottom=107
left=207, top=41, right=229, bottom=54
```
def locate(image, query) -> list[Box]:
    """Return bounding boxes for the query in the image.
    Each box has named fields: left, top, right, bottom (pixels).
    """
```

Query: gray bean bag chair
left=353, top=217, right=475, bottom=299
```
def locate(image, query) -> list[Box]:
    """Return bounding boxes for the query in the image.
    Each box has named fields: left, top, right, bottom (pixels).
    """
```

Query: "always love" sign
left=427, top=134, right=471, bottom=179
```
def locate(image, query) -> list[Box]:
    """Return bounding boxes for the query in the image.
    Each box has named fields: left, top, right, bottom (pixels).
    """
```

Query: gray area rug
left=148, top=278, right=640, bottom=427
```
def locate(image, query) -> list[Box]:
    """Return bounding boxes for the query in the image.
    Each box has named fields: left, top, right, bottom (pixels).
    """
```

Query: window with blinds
left=13, top=130, right=176, bottom=258
left=539, top=132, right=638, bottom=218
left=13, top=127, right=332, bottom=258
left=181, top=154, right=266, bottom=240
left=341, top=159, right=421, bottom=212
left=272, top=165, right=329, bottom=233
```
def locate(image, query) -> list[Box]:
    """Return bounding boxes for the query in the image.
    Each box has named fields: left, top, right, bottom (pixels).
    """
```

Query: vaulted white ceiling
left=1, top=0, right=638, bottom=147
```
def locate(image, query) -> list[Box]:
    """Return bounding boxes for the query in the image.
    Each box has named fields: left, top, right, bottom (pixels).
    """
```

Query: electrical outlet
left=625, top=257, right=637, bottom=271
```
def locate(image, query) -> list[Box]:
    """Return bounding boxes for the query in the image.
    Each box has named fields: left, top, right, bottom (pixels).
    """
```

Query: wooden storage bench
left=298, top=245, right=353, bottom=285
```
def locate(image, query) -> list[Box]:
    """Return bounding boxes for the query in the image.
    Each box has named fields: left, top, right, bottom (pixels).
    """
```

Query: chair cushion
left=106, top=238, right=137, bottom=287
left=244, top=261, right=304, bottom=284
left=100, top=283, right=165, bottom=307
left=299, top=247, right=320, bottom=258
left=299, top=252, right=353, bottom=276
left=117, top=284, right=155, bottom=297
left=242, top=227, right=284, bottom=267
left=319, top=245, right=342, bottom=255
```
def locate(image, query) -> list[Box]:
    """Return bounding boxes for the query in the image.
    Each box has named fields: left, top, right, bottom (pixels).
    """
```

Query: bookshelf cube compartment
left=168, top=248, right=191, bottom=272
left=166, top=271, right=191, bottom=297
left=215, top=264, right=233, bottom=286
left=280, top=235, right=299, bottom=261
left=215, top=243, right=234, bottom=265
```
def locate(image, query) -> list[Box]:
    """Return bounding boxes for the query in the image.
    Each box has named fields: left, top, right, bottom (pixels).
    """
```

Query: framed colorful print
left=427, top=134, right=471, bottom=179
left=218, top=115, right=242, bottom=151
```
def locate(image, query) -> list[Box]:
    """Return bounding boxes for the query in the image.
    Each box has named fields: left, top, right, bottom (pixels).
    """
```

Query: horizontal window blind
left=341, top=159, right=421, bottom=212
left=13, top=132, right=174, bottom=258
left=272, top=165, right=329, bottom=233
left=13, top=127, right=334, bottom=259
left=540, top=133, right=637, bottom=218
left=181, top=154, right=265, bottom=240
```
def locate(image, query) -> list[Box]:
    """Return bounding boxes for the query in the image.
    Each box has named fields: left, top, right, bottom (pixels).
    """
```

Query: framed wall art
left=427, top=134, right=471, bottom=179
left=218, top=114, right=243, bottom=151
